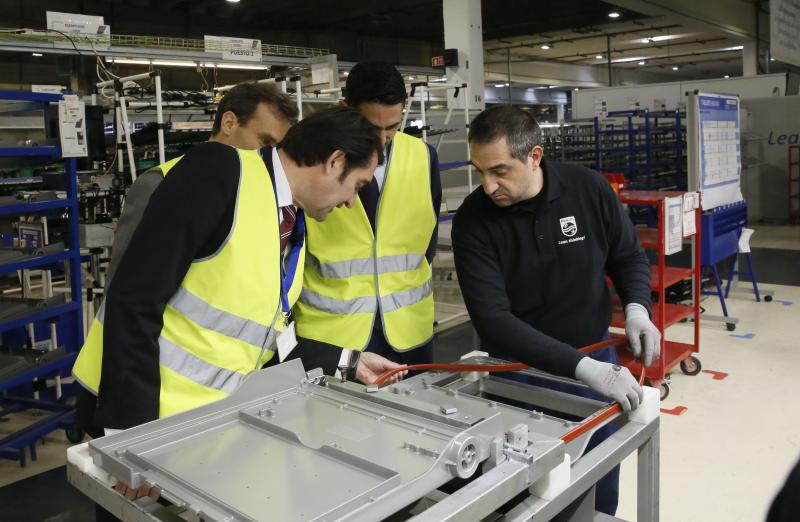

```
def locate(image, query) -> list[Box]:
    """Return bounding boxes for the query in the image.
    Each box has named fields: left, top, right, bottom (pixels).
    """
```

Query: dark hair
left=344, top=61, right=407, bottom=107
left=212, top=82, right=298, bottom=134
left=279, top=107, right=384, bottom=178
left=468, top=105, right=543, bottom=162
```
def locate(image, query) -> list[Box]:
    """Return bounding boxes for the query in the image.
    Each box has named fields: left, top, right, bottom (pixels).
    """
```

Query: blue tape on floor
left=776, top=300, right=794, bottom=306
left=730, top=333, right=756, bottom=339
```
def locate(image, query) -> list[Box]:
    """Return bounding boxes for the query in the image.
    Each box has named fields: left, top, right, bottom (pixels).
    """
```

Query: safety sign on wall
left=204, top=35, right=262, bottom=62
left=58, top=95, right=88, bottom=158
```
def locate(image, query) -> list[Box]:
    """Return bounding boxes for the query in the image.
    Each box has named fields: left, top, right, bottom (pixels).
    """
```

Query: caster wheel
left=680, top=356, right=702, bottom=376
left=65, top=426, right=85, bottom=444
left=726, top=323, right=736, bottom=331
left=765, top=295, right=773, bottom=302
left=658, top=382, right=670, bottom=401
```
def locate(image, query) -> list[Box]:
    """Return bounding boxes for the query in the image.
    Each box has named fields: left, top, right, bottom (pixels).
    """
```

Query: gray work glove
left=575, top=357, right=644, bottom=412
left=624, top=303, right=662, bottom=367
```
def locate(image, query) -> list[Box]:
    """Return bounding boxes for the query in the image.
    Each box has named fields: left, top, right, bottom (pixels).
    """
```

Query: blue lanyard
left=280, top=209, right=304, bottom=315
left=265, top=147, right=304, bottom=316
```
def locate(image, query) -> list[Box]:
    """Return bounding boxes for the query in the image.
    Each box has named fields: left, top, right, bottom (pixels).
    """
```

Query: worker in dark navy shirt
left=452, top=105, right=661, bottom=516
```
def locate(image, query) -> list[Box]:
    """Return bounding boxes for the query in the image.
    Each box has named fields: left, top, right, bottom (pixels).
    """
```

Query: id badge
left=276, top=322, right=298, bottom=362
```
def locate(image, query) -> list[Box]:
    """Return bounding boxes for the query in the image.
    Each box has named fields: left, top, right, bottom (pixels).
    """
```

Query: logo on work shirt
left=559, top=216, right=578, bottom=237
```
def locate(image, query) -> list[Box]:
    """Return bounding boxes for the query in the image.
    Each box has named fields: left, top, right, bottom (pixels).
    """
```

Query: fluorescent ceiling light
left=672, top=66, right=679, bottom=70
left=108, top=58, right=151, bottom=65
left=202, top=62, right=269, bottom=70
left=638, top=60, right=646, bottom=65
left=494, top=83, right=506, bottom=88
left=574, top=88, right=580, bottom=91
left=719, top=45, right=744, bottom=51
left=770, top=57, right=775, bottom=61
left=640, top=35, right=680, bottom=44
left=595, top=55, right=604, bottom=60
left=724, top=75, right=730, bottom=78
left=548, top=85, right=558, bottom=88
left=344, top=71, right=349, bottom=76
left=408, top=76, right=415, bottom=80
left=611, top=56, right=648, bottom=63
left=151, top=60, right=197, bottom=67
left=540, top=44, right=551, bottom=50
left=608, top=11, right=621, bottom=18
left=32, top=53, right=43, bottom=57
left=226, top=0, right=240, bottom=2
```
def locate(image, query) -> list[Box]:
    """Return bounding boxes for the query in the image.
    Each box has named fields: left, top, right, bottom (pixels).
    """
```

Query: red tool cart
left=609, top=190, right=702, bottom=401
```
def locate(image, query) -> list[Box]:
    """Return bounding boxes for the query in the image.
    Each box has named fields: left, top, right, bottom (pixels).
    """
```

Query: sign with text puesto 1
left=204, top=35, right=262, bottom=62
left=687, top=92, right=743, bottom=211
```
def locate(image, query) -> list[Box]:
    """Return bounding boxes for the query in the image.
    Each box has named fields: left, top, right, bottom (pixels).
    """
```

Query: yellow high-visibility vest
left=295, top=132, right=435, bottom=351
left=73, top=148, right=305, bottom=418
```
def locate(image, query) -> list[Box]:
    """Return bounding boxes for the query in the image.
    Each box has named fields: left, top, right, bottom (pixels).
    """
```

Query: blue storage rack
left=594, top=109, right=686, bottom=225
left=594, top=109, right=686, bottom=190
left=0, top=90, right=85, bottom=466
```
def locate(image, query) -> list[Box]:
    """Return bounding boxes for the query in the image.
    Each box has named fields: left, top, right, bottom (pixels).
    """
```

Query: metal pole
left=606, top=35, right=613, bottom=87
left=295, top=78, right=303, bottom=121
left=463, top=88, right=473, bottom=192
left=419, top=85, right=427, bottom=142
left=154, top=72, right=166, bottom=165
left=507, top=48, right=512, bottom=104
left=117, top=89, right=138, bottom=183
left=114, top=98, right=125, bottom=177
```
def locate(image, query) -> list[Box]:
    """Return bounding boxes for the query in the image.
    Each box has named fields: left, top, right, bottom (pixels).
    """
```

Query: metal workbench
left=67, top=356, right=660, bottom=522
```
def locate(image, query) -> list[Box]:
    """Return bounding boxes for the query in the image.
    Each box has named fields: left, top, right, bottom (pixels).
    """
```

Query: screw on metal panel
left=487, top=400, right=497, bottom=408
left=423, top=382, right=432, bottom=390
left=258, top=408, right=273, bottom=417
left=530, top=410, right=543, bottom=419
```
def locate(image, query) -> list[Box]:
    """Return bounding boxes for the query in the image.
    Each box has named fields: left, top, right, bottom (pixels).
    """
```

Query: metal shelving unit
left=0, top=90, right=85, bottom=466
left=594, top=109, right=686, bottom=190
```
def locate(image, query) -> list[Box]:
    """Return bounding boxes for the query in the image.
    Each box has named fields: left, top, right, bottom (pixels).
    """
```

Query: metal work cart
left=68, top=357, right=661, bottom=522
left=611, top=190, right=702, bottom=401
left=0, top=90, right=85, bottom=465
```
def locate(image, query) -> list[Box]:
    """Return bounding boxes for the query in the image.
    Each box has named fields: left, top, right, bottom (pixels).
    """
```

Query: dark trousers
left=491, top=341, right=620, bottom=516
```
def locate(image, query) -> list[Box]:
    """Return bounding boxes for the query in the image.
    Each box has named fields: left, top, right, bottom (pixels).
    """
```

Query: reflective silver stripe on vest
left=307, top=253, right=425, bottom=279
left=299, top=278, right=432, bottom=315
left=168, top=287, right=270, bottom=348
left=158, top=336, right=246, bottom=394
left=380, top=279, right=433, bottom=313
left=299, top=289, right=378, bottom=315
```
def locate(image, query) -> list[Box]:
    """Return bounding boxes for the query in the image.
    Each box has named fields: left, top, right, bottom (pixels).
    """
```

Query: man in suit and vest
left=73, top=105, right=406, bottom=510
left=289, top=62, right=442, bottom=376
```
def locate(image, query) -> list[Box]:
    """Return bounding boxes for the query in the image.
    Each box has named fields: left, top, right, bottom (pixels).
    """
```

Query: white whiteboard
left=687, top=92, right=744, bottom=210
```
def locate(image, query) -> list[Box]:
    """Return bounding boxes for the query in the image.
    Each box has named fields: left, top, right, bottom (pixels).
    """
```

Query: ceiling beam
left=605, top=0, right=757, bottom=41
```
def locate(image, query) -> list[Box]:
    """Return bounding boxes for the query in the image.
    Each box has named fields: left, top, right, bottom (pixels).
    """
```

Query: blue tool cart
left=700, top=200, right=771, bottom=331
left=0, top=90, right=85, bottom=466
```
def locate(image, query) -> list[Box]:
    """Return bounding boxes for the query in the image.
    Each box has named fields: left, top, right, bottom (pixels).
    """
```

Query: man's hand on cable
left=356, top=352, right=408, bottom=385
left=575, top=357, right=644, bottom=412
left=624, top=303, right=661, bottom=367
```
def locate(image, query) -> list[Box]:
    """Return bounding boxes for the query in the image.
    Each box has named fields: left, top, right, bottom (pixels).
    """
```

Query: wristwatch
left=338, top=350, right=362, bottom=383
